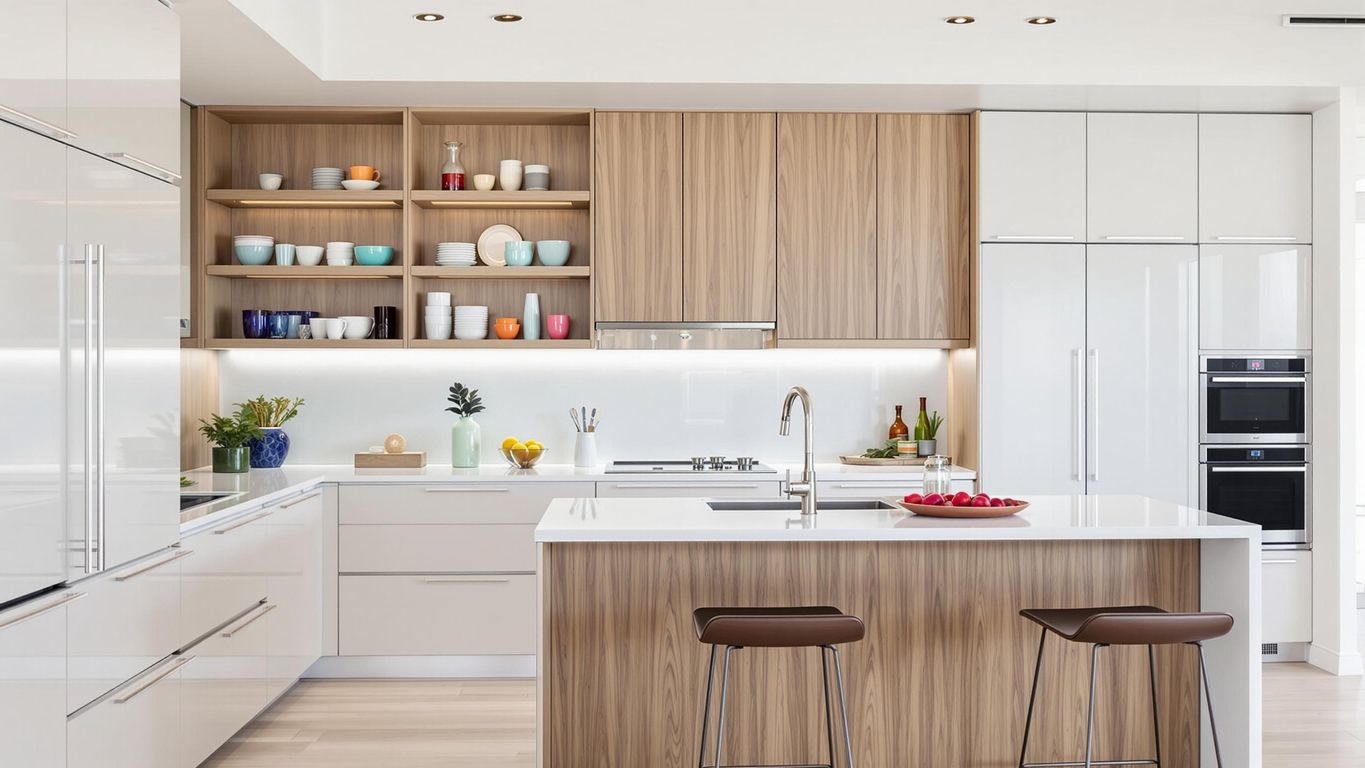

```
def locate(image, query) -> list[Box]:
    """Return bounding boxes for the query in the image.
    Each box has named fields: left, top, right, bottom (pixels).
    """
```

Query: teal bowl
left=354, top=245, right=395, bottom=266
left=535, top=240, right=571, bottom=266
left=234, top=244, right=274, bottom=265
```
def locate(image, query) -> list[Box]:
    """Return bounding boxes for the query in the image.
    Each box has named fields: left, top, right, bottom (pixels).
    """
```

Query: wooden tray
left=355, top=450, right=426, bottom=469
left=898, top=500, right=1029, bottom=518
left=839, top=455, right=951, bottom=467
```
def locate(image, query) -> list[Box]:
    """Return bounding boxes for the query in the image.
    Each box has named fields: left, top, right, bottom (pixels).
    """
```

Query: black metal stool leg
left=1194, top=642, right=1224, bottom=768
left=1147, top=644, right=1162, bottom=767
left=821, top=646, right=837, bottom=768
left=713, top=645, right=737, bottom=768
left=828, top=645, right=856, bottom=768
left=1019, top=628, right=1047, bottom=768
left=698, top=644, right=717, bottom=768
left=1084, top=643, right=1105, bottom=768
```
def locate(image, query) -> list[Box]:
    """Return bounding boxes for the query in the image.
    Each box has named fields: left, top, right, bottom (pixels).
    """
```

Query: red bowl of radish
left=898, top=491, right=1029, bottom=518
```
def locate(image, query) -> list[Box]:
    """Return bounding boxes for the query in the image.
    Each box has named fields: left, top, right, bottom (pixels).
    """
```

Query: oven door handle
left=1207, top=376, right=1307, bottom=384
left=1207, top=466, right=1308, bottom=473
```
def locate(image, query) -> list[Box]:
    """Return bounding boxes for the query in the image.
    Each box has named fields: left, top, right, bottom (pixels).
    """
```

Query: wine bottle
left=888, top=405, right=909, bottom=440
left=914, top=397, right=930, bottom=441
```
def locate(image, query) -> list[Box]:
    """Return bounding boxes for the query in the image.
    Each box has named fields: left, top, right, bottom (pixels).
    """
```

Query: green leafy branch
left=445, top=382, right=486, bottom=418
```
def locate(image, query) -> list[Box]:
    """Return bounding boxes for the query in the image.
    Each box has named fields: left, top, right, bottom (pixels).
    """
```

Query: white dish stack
left=325, top=241, right=355, bottom=266
left=311, top=167, right=345, bottom=190
left=435, top=242, right=476, bottom=267
left=424, top=292, right=452, bottom=340
left=454, top=306, right=489, bottom=340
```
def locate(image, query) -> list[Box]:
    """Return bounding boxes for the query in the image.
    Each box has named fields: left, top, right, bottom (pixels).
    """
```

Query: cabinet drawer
left=68, top=548, right=184, bottom=712
left=816, top=479, right=975, bottom=499
left=595, top=481, right=781, bottom=499
left=0, top=591, right=73, bottom=768
left=340, top=482, right=592, bottom=525
left=180, top=508, right=275, bottom=648
left=68, top=654, right=185, bottom=768
left=340, top=524, right=536, bottom=573
left=1262, top=551, right=1312, bottom=644
left=181, top=603, right=274, bottom=768
left=340, top=574, right=535, bottom=656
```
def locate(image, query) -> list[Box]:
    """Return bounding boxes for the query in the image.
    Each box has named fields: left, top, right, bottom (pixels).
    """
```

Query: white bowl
left=341, top=179, right=381, bottom=191
left=295, top=246, right=324, bottom=266
left=426, top=292, right=452, bottom=306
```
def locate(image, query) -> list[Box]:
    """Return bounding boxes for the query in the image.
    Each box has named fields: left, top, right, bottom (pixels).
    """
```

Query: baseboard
left=1307, top=643, right=1365, bottom=676
left=303, top=655, right=536, bottom=679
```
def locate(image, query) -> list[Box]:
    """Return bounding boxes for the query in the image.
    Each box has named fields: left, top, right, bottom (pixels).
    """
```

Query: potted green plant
left=237, top=396, right=305, bottom=468
left=199, top=413, right=264, bottom=473
left=917, top=411, right=945, bottom=458
left=446, top=382, right=485, bottom=468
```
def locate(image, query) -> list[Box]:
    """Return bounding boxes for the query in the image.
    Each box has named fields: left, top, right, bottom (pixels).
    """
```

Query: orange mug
left=349, top=165, right=381, bottom=182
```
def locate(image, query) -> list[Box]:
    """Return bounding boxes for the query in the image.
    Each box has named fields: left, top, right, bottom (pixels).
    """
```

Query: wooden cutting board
left=355, top=451, right=426, bottom=469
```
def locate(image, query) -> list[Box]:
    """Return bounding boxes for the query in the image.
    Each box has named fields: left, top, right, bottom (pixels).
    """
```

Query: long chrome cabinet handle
left=1208, top=376, right=1307, bottom=384
left=0, top=103, right=77, bottom=140
left=1209, top=466, right=1308, bottom=473
left=113, top=550, right=194, bottom=582
left=221, top=604, right=276, bottom=638
left=992, top=235, right=1077, bottom=241
left=278, top=491, right=321, bottom=509
left=95, top=246, right=106, bottom=572
left=1074, top=349, right=1084, bottom=482
left=422, top=576, right=511, bottom=583
left=83, top=245, right=96, bottom=573
left=113, top=655, right=194, bottom=704
left=610, top=483, right=762, bottom=490
left=830, top=483, right=919, bottom=489
left=0, top=592, right=86, bottom=632
left=104, top=152, right=181, bottom=183
left=423, top=487, right=510, bottom=493
left=1103, top=235, right=1187, bottom=241
left=1262, top=559, right=1300, bottom=565
left=1089, top=348, right=1100, bottom=482
left=1214, top=236, right=1299, bottom=242
left=213, top=510, right=274, bottom=534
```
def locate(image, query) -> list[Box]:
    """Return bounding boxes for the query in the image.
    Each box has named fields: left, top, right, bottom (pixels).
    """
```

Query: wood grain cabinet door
left=776, top=113, right=877, bottom=340
left=683, top=112, right=777, bottom=322
left=877, top=114, right=971, bottom=341
left=594, top=112, right=683, bottom=322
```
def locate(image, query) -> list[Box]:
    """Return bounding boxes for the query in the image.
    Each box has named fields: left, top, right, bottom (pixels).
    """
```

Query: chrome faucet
left=779, top=386, right=817, bottom=516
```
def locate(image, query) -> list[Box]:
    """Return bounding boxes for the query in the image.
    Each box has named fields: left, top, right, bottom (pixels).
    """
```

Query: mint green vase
left=451, top=417, right=481, bottom=468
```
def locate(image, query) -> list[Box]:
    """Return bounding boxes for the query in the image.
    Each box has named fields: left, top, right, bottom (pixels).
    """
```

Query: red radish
left=922, top=493, right=945, bottom=506
left=970, top=496, right=991, bottom=507
left=904, top=493, right=924, bottom=504
left=952, top=491, right=972, bottom=506
left=990, top=498, right=1006, bottom=507
left=973, top=493, right=992, bottom=503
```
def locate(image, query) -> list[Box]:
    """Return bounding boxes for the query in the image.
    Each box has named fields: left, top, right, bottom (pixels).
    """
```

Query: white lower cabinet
left=340, top=574, right=537, bottom=656
left=180, top=507, right=273, bottom=648
left=817, top=479, right=975, bottom=499
left=180, top=602, right=275, bottom=768
left=260, top=492, right=324, bottom=696
left=595, top=481, right=781, bottom=498
left=1262, top=550, right=1312, bottom=644
left=68, top=654, right=186, bottom=768
left=0, top=590, right=75, bottom=768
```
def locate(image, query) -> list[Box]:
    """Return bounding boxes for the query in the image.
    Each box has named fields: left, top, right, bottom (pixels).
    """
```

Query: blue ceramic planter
left=247, top=427, right=291, bottom=468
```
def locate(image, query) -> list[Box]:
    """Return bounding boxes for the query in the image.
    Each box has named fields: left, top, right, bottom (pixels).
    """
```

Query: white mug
left=499, top=165, right=523, bottom=191
left=322, top=318, right=349, bottom=340
left=308, top=317, right=328, bottom=340
left=339, top=315, right=373, bottom=339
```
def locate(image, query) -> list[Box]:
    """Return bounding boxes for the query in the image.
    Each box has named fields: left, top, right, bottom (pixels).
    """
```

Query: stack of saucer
left=311, top=167, right=345, bottom=190
left=435, top=242, right=477, bottom=267
left=454, top=305, right=489, bottom=340
left=325, top=241, right=355, bottom=266
left=424, top=292, right=452, bottom=340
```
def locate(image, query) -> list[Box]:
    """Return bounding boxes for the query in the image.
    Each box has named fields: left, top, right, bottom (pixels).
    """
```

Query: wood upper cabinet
left=877, top=114, right=971, bottom=340
left=594, top=112, right=683, bottom=322
left=683, top=113, right=777, bottom=322
left=777, top=113, right=877, bottom=340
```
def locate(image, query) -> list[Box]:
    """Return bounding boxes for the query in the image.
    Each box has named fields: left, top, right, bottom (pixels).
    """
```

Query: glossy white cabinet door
left=1262, top=550, right=1312, bottom=644
left=67, top=0, right=180, bottom=179
left=1087, top=113, right=1198, bottom=242
left=979, top=244, right=1087, bottom=494
left=68, top=654, right=183, bottom=768
left=0, top=591, right=74, bottom=768
left=1199, top=244, right=1312, bottom=350
left=0, top=0, right=68, bottom=141
left=181, top=604, right=273, bottom=768
left=68, top=149, right=180, bottom=573
left=1198, top=114, right=1312, bottom=244
left=339, top=574, right=536, bottom=656
left=595, top=482, right=781, bottom=498
left=1086, top=245, right=1198, bottom=506
left=978, top=112, right=1087, bottom=243
left=180, top=511, right=271, bottom=648
left=261, top=492, right=323, bottom=698
left=0, top=121, right=69, bottom=602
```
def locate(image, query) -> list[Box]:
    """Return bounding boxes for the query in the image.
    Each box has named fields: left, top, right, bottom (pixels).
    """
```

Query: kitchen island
left=535, top=495, right=1260, bottom=767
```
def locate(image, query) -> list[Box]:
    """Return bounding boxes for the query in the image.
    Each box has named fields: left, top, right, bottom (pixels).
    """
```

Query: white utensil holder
left=574, top=432, right=598, bottom=468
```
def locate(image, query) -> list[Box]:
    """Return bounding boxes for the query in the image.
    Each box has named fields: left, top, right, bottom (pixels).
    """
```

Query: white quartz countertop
left=533, top=494, right=1260, bottom=543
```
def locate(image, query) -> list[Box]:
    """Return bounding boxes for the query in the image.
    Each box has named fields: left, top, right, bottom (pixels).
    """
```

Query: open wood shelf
left=207, top=265, right=404, bottom=279
left=411, top=266, right=589, bottom=279
left=205, top=338, right=405, bottom=350
left=408, top=339, right=593, bottom=349
left=411, top=190, right=589, bottom=209
left=207, top=189, right=404, bottom=208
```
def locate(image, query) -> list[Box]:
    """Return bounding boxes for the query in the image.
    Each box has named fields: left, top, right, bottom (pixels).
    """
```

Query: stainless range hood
left=595, top=322, right=775, bottom=350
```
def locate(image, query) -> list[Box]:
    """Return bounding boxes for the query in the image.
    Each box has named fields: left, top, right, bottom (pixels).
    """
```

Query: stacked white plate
left=312, top=167, right=345, bottom=190
left=454, top=305, right=489, bottom=340
left=325, top=241, right=355, bottom=266
left=233, top=234, right=274, bottom=246
left=424, top=293, right=453, bottom=340
left=435, top=242, right=477, bottom=267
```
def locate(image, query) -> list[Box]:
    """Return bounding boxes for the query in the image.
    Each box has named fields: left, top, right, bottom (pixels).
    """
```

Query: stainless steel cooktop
left=605, top=458, right=777, bottom=474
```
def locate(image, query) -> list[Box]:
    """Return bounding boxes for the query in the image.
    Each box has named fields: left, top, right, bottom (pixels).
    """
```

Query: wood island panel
left=542, top=539, right=1200, bottom=768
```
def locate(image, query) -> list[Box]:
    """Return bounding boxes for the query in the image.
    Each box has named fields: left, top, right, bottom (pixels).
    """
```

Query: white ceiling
left=179, top=0, right=1365, bottom=122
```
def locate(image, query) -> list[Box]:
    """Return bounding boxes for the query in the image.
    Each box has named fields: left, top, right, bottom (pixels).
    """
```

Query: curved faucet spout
left=779, top=386, right=816, bottom=515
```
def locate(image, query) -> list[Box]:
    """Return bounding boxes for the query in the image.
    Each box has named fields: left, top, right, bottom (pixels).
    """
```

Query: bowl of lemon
left=500, top=436, right=546, bottom=469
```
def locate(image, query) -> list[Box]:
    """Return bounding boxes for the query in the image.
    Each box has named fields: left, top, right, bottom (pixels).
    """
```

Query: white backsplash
left=217, top=349, right=950, bottom=465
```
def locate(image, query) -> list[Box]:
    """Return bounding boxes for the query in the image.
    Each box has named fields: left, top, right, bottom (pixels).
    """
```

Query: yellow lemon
left=526, top=445, right=543, bottom=459
left=525, top=440, right=542, bottom=449
left=501, top=437, right=520, bottom=451
left=510, top=442, right=527, bottom=452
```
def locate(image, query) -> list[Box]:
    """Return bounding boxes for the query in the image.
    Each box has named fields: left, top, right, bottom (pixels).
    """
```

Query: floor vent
left=1283, top=15, right=1365, bottom=26
left=1261, top=643, right=1280, bottom=655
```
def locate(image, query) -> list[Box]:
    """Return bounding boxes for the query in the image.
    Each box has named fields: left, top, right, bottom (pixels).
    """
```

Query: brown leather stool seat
left=1020, top=605, right=1234, bottom=646
left=693, top=606, right=866, bottom=648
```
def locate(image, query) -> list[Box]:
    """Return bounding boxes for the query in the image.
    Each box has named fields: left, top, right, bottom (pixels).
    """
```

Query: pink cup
left=546, top=314, right=570, bottom=340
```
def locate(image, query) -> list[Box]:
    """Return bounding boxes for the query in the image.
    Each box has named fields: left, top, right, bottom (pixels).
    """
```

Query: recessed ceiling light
left=493, top=13, right=523, bottom=22
left=945, top=16, right=976, bottom=24
left=413, top=12, right=444, bottom=22
left=1026, top=16, right=1057, bottom=25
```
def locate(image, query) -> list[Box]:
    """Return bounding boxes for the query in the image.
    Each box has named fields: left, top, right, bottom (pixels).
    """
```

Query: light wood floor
left=202, top=665, right=1363, bottom=767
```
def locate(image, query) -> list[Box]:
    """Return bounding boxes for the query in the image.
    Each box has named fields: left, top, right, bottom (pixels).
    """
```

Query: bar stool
left=693, top=606, right=866, bottom=768
left=1016, top=605, right=1235, bottom=768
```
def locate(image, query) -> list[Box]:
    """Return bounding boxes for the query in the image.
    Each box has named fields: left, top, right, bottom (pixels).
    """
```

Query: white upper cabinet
left=68, top=0, right=181, bottom=180
left=0, top=0, right=69, bottom=141
left=1087, top=113, right=1198, bottom=242
left=1199, top=244, right=1312, bottom=351
left=978, top=112, right=1087, bottom=243
left=1198, top=114, right=1312, bottom=244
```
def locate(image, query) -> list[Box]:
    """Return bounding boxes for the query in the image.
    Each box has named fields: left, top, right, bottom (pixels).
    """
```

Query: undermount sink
left=179, top=491, right=242, bottom=512
left=706, top=499, right=897, bottom=512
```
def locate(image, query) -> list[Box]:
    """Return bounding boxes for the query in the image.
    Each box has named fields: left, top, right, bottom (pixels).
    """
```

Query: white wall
left=216, top=349, right=950, bottom=466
